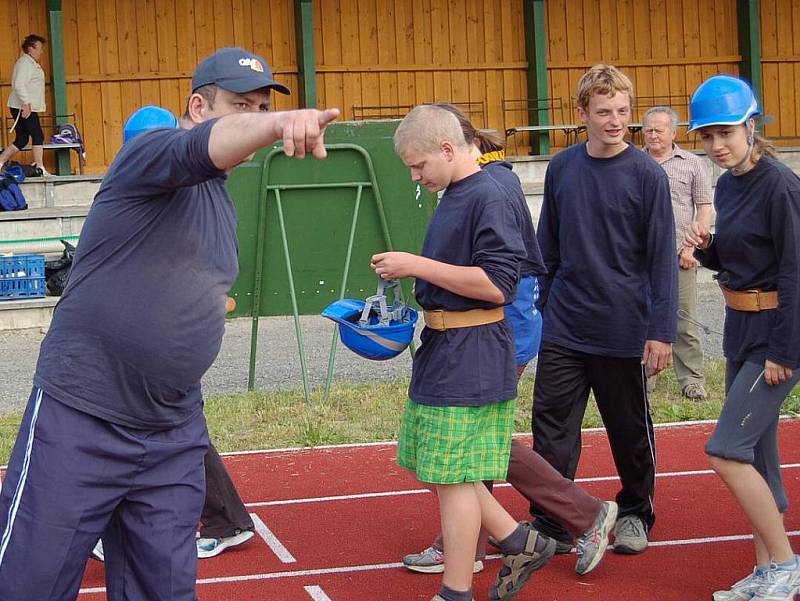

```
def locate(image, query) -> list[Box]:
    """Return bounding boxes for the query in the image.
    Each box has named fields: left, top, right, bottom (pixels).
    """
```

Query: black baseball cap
left=192, top=48, right=290, bottom=95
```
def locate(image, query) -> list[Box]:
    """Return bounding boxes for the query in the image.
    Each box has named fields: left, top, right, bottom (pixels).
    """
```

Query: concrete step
left=0, top=296, right=57, bottom=331
left=0, top=205, right=88, bottom=254
left=17, top=175, right=101, bottom=209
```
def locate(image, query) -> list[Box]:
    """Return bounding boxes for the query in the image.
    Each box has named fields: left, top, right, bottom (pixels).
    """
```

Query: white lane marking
left=244, top=463, right=800, bottom=508
left=251, top=513, right=296, bottom=563
left=78, top=529, right=800, bottom=594
left=6, top=417, right=800, bottom=470
left=305, top=585, right=333, bottom=601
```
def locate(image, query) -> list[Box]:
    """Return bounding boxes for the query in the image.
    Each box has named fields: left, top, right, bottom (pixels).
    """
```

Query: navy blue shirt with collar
left=695, top=155, right=800, bottom=368
left=536, top=142, right=678, bottom=357
left=410, top=169, right=526, bottom=407
left=34, top=118, right=239, bottom=430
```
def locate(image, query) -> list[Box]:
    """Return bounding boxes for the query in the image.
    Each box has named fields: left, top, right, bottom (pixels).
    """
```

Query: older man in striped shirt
left=643, top=106, right=713, bottom=400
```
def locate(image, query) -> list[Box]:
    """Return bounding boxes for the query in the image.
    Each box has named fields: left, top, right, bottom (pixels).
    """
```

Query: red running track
left=74, top=419, right=800, bottom=600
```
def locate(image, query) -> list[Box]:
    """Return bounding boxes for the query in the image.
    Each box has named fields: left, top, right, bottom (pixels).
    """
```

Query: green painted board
left=226, top=120, right=436, bottom=317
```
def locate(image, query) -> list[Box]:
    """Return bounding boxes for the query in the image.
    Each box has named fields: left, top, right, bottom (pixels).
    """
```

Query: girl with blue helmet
left=686, top=75, right=800, bottom=601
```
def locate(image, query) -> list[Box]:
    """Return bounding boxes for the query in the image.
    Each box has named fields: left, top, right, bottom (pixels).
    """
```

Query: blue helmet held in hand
left=321, top=279, right=417, bottom=361
left=688, top=75, right=760, bottom=133
left=123, top=105, right=179, bottom=143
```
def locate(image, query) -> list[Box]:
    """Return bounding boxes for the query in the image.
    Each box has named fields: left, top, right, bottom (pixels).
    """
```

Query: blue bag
left=3, top=165, right=25, bottom=183
left=0, top=173, right=27, bottom=211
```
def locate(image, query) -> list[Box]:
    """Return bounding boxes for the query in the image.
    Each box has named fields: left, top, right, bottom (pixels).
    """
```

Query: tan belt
left=719, top=284, right=779, bottom=312
left=423, top=307, right=504, bottom=331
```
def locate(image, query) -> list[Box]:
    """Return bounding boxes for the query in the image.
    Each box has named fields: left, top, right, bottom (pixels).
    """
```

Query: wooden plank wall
left=312, top=0, right=528, bottom=131
left=0, top=0, right=299, bottom=173
left=0, top=1, right=797, bottom=171
left=760, top=0, right=800, bottom=142
left=544, top=0, right=742, bottom=149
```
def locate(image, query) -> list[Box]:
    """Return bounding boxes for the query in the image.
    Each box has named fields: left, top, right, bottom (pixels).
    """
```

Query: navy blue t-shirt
left=695, top=155, right=800, bottom=368
left=536, top=143, right=678, bottom=356
left=483, top=160, right=546, bottom=277
left=410, top=170, right=526, bottom=407
left=34, top=119, right=238, bottom=429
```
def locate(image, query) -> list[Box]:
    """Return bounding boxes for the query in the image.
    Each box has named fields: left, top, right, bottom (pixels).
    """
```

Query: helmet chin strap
left=730, top=122, right=756, bottom=175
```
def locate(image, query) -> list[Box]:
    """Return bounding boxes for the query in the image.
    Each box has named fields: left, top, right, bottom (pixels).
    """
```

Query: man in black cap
left=0, top=48, right=338, bottom=601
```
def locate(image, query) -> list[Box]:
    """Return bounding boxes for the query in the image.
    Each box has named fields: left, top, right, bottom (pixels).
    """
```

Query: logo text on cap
left=238, top=57, right=264, bottom=73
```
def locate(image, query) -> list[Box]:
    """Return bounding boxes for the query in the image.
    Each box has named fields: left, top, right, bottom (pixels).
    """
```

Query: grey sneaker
left=489, top=527, right=557, bottom=601
left=402, top=545, right=484, bottom=574
left=713, top=566, right=769, bottom=601
left=197, top=529, right=255, bottom=559
left=613, top=515, right=648, bottom=554
left=752, top=557, right=800, bottom=600
left=575, top=501, right=618, bottom=575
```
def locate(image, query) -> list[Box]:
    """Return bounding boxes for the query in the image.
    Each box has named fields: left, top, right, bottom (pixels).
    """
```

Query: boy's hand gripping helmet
left=321, top=278, right=418, bottom=361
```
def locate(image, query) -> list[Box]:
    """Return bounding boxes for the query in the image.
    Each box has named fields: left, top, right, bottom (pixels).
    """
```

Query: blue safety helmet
left=321, top=279, right=418, bottom=361
left=688, top=75, right=760, bottom=133
left=123, top=105, right=179, bottom=143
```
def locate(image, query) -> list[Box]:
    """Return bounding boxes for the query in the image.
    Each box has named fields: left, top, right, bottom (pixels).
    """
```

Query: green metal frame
left=737, top=0, right=762, bottom=110
left=523, top=0, right=550, bottom=154
left=247, top=144, right=411, bottom=401
left=294, top=0, right=317, bottom=108
left=47, top=0, right=71, bottom=175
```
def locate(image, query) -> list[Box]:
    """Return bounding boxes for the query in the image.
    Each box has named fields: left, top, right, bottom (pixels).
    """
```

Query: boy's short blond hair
left=394, top=104, right=470, bottom=155
left=576, top=64, right=635, bottom=110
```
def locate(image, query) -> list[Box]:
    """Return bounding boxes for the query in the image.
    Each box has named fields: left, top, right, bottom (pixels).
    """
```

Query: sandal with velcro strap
left=489, top=527, right=557, bottom=601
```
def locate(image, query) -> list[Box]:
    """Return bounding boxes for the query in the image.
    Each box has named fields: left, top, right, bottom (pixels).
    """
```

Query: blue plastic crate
left=0, top=254, right=46, bottom=300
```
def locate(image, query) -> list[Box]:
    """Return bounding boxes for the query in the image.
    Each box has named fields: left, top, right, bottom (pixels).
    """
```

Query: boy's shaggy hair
left=576, top=64, right=634, bottom=110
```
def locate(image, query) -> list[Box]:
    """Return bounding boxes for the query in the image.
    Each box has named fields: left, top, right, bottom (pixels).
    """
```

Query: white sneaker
left=713, top=566, right=769, bottom=600
left=35, top=163, right=51, bottom=177
left=752, top=556, right=800, bottom=600
left=197, top=529, right=254, bottom=559
left=90, top=539, right=104, bottom=562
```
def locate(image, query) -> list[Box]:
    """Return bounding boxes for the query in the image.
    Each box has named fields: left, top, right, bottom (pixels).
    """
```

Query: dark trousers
left=0, top=388, right=207, bottom=601
left=531, top=342, right=656, bottom=542
left=200, top=444, right=254, bottom=538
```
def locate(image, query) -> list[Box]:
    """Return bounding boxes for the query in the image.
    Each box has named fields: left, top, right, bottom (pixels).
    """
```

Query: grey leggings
left=706, top=360, right=800, bottom=513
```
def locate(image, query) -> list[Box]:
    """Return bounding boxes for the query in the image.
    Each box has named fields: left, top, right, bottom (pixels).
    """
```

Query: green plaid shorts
left=396, top=398, right=515, bottom=484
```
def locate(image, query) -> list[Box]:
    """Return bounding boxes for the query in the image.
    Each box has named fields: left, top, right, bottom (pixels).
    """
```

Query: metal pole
left=275, top=190, right=312, bottom=404
left=323, top=184, right=363, bottom=404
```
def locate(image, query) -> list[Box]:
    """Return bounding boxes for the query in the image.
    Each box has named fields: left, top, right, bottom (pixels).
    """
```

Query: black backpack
left=0, top=173, right=27, bottom=211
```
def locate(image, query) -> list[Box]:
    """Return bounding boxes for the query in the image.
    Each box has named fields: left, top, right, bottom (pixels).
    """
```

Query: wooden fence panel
left=761, top=0, right=800, bottom=143
left=543, top=0, right=743, bottom=150
left=58, top=0, right=300, bottom=173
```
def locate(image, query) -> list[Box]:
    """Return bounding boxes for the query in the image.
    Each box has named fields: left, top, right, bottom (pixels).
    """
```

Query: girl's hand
left=765, top=360, right=793, bottom=387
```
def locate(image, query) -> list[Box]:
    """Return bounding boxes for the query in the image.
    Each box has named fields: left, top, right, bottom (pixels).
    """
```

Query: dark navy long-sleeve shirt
left=536, top=143, right=678, bottom=357
left=34, top=119, right=238, bottom=429
left=695, top=155, right=800, bottom=368
left=411, top=170, right=526, bottom=406
left=482, top=160, right=546, bottom=277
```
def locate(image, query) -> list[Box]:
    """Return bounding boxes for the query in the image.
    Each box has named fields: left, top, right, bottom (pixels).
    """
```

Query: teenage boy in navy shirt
left=372, top=104, right=555, bottom=601
left=0, top=48, right=338, bottom=601
left=530, top=64, right=677, bottom=555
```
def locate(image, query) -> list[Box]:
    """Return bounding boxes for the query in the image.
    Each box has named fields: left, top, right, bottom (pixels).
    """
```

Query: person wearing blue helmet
left=122, top=105, right=179, bottom=143
left=685, top=74, right=800, bottom=601
left=0, top=46, right=338, bottom=601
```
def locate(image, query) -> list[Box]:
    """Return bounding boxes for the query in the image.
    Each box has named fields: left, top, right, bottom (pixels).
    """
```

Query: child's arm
left=370, top=251, right=504, bottom=304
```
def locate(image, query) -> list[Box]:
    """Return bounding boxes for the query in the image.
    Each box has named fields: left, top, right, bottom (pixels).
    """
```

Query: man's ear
left=577, top=106, right=588, bottom=124
left=186, top=93, right=208, bottom=123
